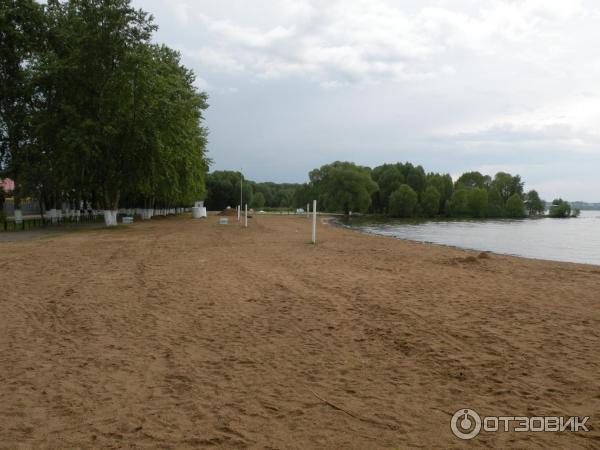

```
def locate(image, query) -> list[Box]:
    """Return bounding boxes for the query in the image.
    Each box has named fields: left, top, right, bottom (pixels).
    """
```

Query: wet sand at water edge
left=1, top=214, right=600, bottom=449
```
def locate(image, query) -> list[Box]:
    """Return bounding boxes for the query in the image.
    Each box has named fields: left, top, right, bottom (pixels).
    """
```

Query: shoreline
left=2, top=215, right=599, bottom=448
left=331, top=216, right=600, bottom=269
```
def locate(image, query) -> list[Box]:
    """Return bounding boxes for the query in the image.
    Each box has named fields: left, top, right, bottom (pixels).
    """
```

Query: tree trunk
left=13, top=180, right=23, bottom=224
left=38, top=194, right=46, bottom=226
left=103, top=189, right=120, bottom=227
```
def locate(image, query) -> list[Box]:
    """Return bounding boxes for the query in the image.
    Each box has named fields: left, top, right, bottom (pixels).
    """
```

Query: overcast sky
left=133, top=0, right=600, bottom=201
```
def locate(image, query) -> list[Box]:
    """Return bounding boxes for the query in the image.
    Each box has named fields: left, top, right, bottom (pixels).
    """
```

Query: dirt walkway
left=0, top=222, right=105, bottom=242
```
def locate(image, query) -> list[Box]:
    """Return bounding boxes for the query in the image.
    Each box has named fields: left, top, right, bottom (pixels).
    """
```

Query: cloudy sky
left=133, top=0, right=600, bottom=201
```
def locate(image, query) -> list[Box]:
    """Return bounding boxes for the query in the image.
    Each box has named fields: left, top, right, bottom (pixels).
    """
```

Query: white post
left=240, top=170, right=243, bottom=213
left=245, top=204, right=248, bottom=228
left=312, top=200, right=317, bottom=244
left=237, top=205, right=240, bottom=222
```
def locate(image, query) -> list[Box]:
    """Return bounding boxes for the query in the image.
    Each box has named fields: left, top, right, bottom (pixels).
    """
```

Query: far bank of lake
left=343, top=210, right=600, bottom=266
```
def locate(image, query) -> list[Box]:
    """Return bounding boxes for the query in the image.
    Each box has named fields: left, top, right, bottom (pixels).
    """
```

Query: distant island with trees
left=206, top=162, right=581, bottom=219
left=569, top=201, right=600, bottom=211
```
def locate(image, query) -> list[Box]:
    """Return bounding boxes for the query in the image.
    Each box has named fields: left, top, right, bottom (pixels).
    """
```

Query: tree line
left=207, top=161, right=577, bottom=219
left=0, top=0, right=209, bottom=225
left=295, top=161, right=543, bottom=218
left=205, top=171, right=299, bottom=211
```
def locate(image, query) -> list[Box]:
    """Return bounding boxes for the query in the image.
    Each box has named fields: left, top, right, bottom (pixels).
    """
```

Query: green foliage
left=467, top=188, right=488, bottom=218
left=525, top=190, right=545, bottom=216
left=548, top=199, right=572, bottom=218
left=372, top=164, right=405, bottom=213
left=204, top=174, right=303, bottom=211
left=0, top=0, right=45, bottom=207
left=205, top=171, right=250, bottom=210
left=309, top=161, right=377, bottom=214
left=426, top=173, right=454, bottom=213
left=491, top=172, right=524, bottom=203
left=0, top=0, right=209, bottom=219
left=406, top=166, right=426, bottom=193
left=448, top=188, right=470, bottom=216
left=505, top=193, right=526, bottom=218
left=421, top=185, right=441, bottom=217
left=371, top=162, right=429, bottom=213
left=388, top=184, right=418, bottom=218
left=250, top=181, right=299, bottom=208
left=486, top=188, right=505, bottom=217
left=203, top=163, right=566, bottom=223
left=456, top=172, right=490, bottom=190
left=251, top=192, right=265, bottom=208
left=291, top=183, right=315, bottom=209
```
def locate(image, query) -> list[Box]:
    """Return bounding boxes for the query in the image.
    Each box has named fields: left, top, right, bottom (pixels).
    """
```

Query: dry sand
left=1, top=214, right=600, bottom=449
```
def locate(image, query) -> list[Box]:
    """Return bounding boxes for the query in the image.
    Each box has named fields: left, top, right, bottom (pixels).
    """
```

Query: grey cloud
left=133, top=0, right=600, bottom=201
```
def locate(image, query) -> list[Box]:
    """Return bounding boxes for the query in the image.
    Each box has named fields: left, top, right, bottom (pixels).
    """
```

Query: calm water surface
left=346, top=210, right=600, bottom=266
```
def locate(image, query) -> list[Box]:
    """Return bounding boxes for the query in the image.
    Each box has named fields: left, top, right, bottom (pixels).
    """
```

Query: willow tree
left=371, top=164, right=404, bottom=213
left=309, top=161, right=378, bottom=214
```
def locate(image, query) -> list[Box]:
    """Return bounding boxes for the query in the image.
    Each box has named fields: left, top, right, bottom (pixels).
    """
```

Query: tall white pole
left=245, top=204, right=248, bottom=228
left=237, top=205, right=240, bottom=222
left=240, top=170, right=243, bottom=212
left=312, top=200, right=317, bottom=244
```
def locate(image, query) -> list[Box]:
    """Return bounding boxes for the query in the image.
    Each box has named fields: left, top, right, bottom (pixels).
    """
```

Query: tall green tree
left=126, top=44, right=209, bottom=210
left=310, top=161, right=377, bottom=214
left=251, top=192, right=265, bottom=209
left=548, top=199, right=571, bottom=218
left=456, top=171, right=490, bottom=190
left=405, top=165, right=427, bottom=193
left=205, top=171, right=250, bottom=211
left=46, top=0, right=157, bottom=223
left=491, top=172, right=524, bottom=203
left=426, top=173, right=454, bottom=213
left=291, top=183, right=315, bottom=209
left=0, top=0, right=45, bottom=219
left=421, top=185, right=440, bottom=217
left=33, top=0, right=209, bottom=224
left=372, top=164, right=404, bottom=213
left=525, top=190, right=545, bottom=216
left=467, top=188, right=488, bottom=218
left=486, top=188, right=505, bottom=217
left=505, top=193, right=526, bottom=218
left=388, top=184, right=418, bottom=218
left=448, top=188, right=470, bottom=216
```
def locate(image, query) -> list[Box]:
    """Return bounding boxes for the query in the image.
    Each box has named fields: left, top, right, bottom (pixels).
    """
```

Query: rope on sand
left=309, top=388, right=400, bottom=432
left=309, top=389, right=360, bottom=419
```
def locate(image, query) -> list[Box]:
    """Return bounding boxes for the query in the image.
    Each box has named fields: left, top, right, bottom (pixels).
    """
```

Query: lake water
left=345, top=210, right=600, bottom=266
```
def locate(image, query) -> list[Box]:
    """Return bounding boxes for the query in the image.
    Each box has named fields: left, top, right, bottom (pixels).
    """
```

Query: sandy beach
left=1, top=214, right=599, bottom=449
